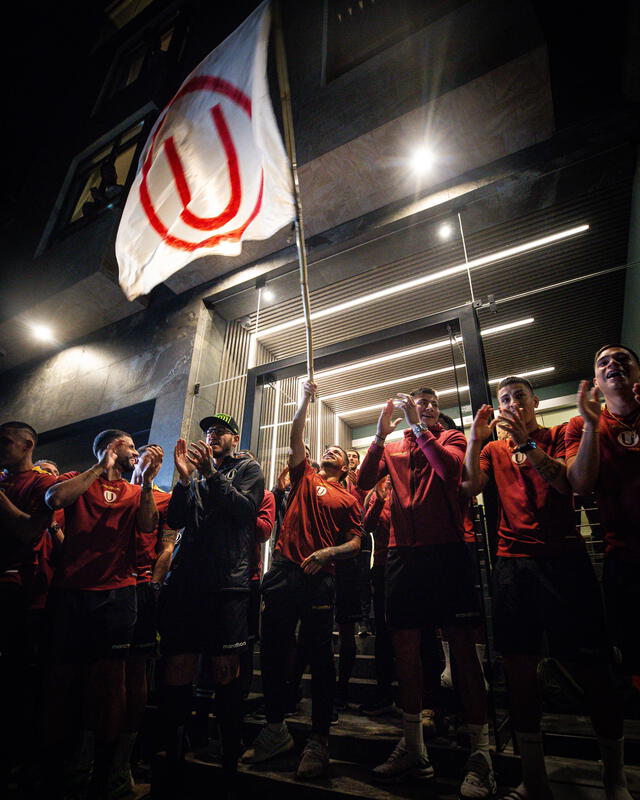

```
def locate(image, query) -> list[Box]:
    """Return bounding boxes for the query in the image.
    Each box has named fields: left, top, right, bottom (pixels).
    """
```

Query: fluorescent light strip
left=312, top=317, right=534, bottom=381
left=321, top=364, right=466, bottom=401
left=255, top=225, right=588, bottom=339
left=337, top=367, right=555, bottom=417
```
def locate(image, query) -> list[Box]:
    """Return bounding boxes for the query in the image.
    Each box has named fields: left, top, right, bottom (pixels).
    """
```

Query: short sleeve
left=550, top=423, right=568, bottom=460
left=289, top=458, right=314, bottom=487
left=564, top=416, right=585, bottom=461
left=479, top=443, right=494, bottom=477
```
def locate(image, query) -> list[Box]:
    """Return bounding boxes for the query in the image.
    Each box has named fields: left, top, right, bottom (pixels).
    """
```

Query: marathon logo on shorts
left=316, top=486, right=327, bottom=496
left=511, top=451, right=527, bottom=466
left=617, top=430, right=639, bottom=448
left=104, top=489, right=118, bottom=503
left=223, top=640, right=247, bottom=650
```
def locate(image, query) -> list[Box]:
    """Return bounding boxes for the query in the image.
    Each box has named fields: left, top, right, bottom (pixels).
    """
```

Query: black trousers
left=261, top=560, right=335, bottom=736
left=357, top=533, right=373, bottom=623
left=371, top=563, right=394, bottom=695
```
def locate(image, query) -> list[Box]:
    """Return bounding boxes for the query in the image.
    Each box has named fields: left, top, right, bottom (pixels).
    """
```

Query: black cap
left=199, top=413, right=240, bottom=436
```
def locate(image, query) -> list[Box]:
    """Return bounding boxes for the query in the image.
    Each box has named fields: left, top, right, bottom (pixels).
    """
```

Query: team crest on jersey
left=511, top=451, right=527, bottom=466
left=617, top=430, right=639, bottom=448
left=103, top=489, right=117, bottom=503
left=316, top=486, right=327, bottom=496
left=226, top=469, right=237, bottom=480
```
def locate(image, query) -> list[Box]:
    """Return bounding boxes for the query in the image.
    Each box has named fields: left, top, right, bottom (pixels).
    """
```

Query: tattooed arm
left=524, top=448, right=570, bottom=494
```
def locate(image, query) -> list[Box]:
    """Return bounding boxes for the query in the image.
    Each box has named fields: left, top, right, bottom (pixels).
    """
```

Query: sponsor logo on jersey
left=617, top=430, right=639, bottom=448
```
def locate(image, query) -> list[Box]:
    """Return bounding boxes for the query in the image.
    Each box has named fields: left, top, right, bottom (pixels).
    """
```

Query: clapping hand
left=377, top=399, right=403, bottom=439
left=577, top=380, right=602, bottom=427
left=187, top=440, right=215, bottom=478
left=174, top=438, right=196, bottom=483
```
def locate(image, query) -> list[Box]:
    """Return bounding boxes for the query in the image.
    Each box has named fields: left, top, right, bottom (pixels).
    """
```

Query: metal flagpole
left=272, top=0, right=315, bottom=388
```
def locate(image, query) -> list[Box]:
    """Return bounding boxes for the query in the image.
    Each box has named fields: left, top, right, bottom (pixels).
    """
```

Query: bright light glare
left=262, top=288, right=275, bottom=301
left=410, top=147, right=435, bottom=174
left=438, top=223, right=453, bottom=240
left=255, top=225, right=589, bottom=340
left=31, top=324, right=54, bottom=342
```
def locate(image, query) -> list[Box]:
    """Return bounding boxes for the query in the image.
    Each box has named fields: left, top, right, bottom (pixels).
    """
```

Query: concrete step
left=151, top=746, right=640, bottom=799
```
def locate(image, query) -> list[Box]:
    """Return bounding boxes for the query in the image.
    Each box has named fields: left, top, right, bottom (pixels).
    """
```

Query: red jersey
left=364, top=493, right=391, bottom=567
left=479, top=425, right=582, bottom=558
left=135, top=488, right=172, bottom=583
left=275, top=460, right=362, bottom=571
left=0, top=467, right=56, bottom=586
left=357, top=426, right=466, bottom=547
left=346, top=478, right=366, bottom=511
left=250, top=490, right=276, bottom=581
left=565, top=409, right=640, bottom=559
left=462, top=498, right=476, bottom=544
left=23, top=509, right=64, bottom=609
left=54, top=473, right=142, bottom=591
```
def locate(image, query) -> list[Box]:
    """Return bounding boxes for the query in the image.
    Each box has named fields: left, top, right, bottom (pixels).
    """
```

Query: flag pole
left=272, top=0, right=315, bottom=387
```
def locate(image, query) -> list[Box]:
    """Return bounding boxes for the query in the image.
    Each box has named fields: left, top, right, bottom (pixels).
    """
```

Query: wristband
left=374, top=434, right=385, bottom=446
left=514, top=440, right=537, bottom=454
left=142, top=483, right=154, bottom=492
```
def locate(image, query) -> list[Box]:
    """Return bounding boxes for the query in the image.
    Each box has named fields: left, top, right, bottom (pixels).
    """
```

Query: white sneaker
left=241, top=724, right=294, bottom=763
left=296, top=738, right=330, bottom=779
left=459, top=751, right=497, bottom=798
left=372, top=737, right=434, bottom=783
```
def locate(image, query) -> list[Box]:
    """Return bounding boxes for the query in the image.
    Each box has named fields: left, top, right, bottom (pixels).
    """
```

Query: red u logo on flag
left=139, top=76, right=264, bottom=252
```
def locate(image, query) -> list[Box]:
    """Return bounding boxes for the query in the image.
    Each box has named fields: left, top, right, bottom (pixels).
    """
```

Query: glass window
left=62, top=119, right=147, bottom=231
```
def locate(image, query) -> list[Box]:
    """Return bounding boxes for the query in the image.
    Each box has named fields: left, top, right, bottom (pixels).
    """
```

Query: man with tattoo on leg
left=464, top=376, right=626, bottom=800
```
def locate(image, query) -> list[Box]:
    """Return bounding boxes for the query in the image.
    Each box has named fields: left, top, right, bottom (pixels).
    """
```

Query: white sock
left=468, top=722, right=491, bottom=764
left=267, top=721, right=287, bottom=734
left=597, top=736, right=633, bottom=800
left=402, top=712, right=425, bottom=756
left=516, top=731, right=550, bottom=796
left=441, top=640, right=452, bottom=688
left=110, top=732, right=138, bottom=777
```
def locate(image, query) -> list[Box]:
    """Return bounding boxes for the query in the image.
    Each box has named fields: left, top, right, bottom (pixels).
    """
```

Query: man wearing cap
left=158, top=413, right=264, bottom=797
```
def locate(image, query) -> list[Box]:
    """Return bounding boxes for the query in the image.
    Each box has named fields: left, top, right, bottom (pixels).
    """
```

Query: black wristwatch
left=514, top=440, right=537, bottom=454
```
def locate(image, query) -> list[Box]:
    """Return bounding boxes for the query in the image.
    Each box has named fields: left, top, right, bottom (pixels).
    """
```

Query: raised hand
left=377, top=399, right=403, bottom=439
left=174, top=438, right=196, bottom=482
left=469, top=404, right=497, bottom=443
left=140, top=445, right=164, bottom=485
left=394, top=393, right=420, bottom=427
left=187, top=440, right=215, bottom=478
left=97, top=438, right=123, bottom=471
left=577, top=380, right=602, bottom=427
left=494, top=407, right=529, bottom=447
left=303, top=380, right=318, bottom=402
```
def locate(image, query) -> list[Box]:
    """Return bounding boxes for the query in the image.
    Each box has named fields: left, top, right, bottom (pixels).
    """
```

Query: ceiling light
left=255, top=225, right=588, bottom=340
left=337, top=365, right=554, bottom=418
left=320, top=364, right=465, bottom=401
left=438, top=223, right=453, bottom=240
left=410, top=146, right=435, bottom=174
left=31, top=324, right=54, bottom=342
left=312, top=317, right=534, bottom=381
left=262, top=288, right=275, bottom=301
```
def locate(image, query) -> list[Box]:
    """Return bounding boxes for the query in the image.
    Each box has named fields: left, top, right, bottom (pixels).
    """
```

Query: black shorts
left=48, top=586, right=137, bottom=663
left=0, top=582, right=28, bottom=665
left=131, top=582, right=158, bottom=655
left=492, top=552, right=611, bottom=662
left=247, top=580, right=261, bottom=640
left=385, top=544, right=480, bottom=630
left=159, top=583, right=248, bottom=657
left=603, top=551, right=640, bottom=673
left=335, top=558, right=360, bottom=625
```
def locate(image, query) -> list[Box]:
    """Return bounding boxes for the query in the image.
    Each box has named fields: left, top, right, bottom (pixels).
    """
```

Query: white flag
left=116, top=0, right=295, bottom=300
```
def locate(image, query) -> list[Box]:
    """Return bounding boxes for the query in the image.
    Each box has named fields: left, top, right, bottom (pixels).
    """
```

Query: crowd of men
left=0, top=343, right=638, bottom=800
